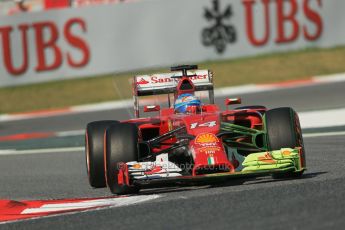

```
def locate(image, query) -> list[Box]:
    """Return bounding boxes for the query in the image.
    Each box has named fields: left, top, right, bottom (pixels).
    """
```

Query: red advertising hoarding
left=44, top=0, right=70, bottom=9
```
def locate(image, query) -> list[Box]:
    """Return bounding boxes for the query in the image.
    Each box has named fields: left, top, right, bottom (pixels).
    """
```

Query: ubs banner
left=0, top=0, right=344, bottom=87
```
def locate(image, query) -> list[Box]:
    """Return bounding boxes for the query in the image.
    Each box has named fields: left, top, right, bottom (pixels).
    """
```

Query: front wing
left=127, top=148, right=305, bottom=188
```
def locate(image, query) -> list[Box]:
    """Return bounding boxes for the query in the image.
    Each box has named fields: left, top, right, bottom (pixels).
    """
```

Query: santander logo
left=137, top=74, right=208, bottom=85
left=137, top=78, right=150, bottom=85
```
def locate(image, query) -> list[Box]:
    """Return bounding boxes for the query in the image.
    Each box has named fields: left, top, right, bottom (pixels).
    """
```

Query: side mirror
left=144, top=105, right=161, bottom=112
left=225, top=98, right=242, bottom=106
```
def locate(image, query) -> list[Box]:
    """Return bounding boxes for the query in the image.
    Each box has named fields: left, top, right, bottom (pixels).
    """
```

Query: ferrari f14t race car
left=85, top=65, right=306, bottom=194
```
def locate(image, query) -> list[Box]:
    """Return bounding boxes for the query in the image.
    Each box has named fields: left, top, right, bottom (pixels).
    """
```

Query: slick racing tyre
left=265, top=107, right=306, bottom=178
left=85, top=120, right=119, bottom=188
left=105, top=123, right=140, bottom=195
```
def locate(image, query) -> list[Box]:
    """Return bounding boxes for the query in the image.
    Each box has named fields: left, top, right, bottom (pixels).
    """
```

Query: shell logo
left=195, top=133, right=219, bottom=144
left=182, top=96, right=193, bottom=102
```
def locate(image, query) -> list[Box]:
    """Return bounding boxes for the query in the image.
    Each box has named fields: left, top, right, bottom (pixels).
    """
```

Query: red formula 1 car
left=85, top=65, right=306, bottom=194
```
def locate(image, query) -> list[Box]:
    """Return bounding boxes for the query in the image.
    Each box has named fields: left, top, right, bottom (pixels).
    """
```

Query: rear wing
left=133, top=70, right=214, bottom=118
left=133, top=70, right=214, bottom=96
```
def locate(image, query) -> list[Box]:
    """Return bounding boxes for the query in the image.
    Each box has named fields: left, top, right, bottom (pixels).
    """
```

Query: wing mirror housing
left=144, top=105, right=161, bottom=112
left=225, top=98, right=242, bottom=106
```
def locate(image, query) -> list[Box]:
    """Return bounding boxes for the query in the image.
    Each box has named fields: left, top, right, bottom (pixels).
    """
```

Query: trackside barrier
left=0, top=0, right=344, bottom=87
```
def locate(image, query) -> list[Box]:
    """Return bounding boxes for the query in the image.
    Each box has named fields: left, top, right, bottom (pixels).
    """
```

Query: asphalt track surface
left=1, top=81, right=345, bottom=229
left=1, top=80, right=345, bottom=136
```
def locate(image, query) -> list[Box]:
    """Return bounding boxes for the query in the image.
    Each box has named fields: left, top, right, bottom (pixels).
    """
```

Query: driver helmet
left=174, top=93, right=201, bottom=114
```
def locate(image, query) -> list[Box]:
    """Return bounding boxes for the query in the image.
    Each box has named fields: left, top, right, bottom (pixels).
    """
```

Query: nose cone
left=190, top=133, right=234, bottom=175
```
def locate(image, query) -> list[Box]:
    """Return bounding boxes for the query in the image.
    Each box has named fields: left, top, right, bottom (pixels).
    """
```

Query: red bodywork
left=165, top=110, right=234, bottom=175
left=121, top=69, right=266, bottom=181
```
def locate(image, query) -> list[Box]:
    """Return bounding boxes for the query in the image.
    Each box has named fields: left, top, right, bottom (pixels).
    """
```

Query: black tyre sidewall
left=86, top=120, right=119, bottom=188
left=265, top=107, right=306, bottom=177
left=105, top=123, right=139, bottom=194
left=265, top=107, right=297, bottom=150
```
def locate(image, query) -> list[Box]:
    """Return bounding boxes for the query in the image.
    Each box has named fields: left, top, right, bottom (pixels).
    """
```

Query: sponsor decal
left=199, top=146, right=221, bottom=153
left=151, top=75, right=207, bottom=84
left=202, top=0, right=236, bottom=54
left=175, top=95, right=197, bottom=105
left=144, top=166, right=163, bottom=175
left=181, top=95, right=194, bottom=102
left=0, top=17, right=90, bottom=76
left=135, top=70, right=210, bottom=92
left=258, top=152, right=277, bottom=164
left=207, top=154, right=216, bottom=165
left=136, top=73, right=208, bottom=87
left=137, top=78, right=149, bottom=85
left=190, top=121, right=217, bottom=129
left=151, top=75, right=175, bottom=84
left=132, top=163, right=142, bottom=169
left=195, top=133, right=219, bottom=144
left=242, top=0, right=323, bottom=46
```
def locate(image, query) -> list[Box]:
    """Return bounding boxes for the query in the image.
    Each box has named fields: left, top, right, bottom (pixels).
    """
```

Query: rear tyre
left=105, top=123, right=140, bottom=194
left=265, top=107, right=306, bottom=178
left=85, top=120, right=119, bottom=188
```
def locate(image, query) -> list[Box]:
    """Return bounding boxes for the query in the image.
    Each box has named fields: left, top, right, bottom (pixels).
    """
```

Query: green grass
left=1, top=46, right=345, bottom=114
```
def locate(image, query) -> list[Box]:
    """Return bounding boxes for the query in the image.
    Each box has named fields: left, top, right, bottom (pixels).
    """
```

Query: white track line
left=303, top=131, right=345, bottom=138
left=313, top=72, right=345, bottom=84
left=299, top=108, right=345, bottom=129
left=56, top=130, right=85, bottom=137
left=71, top=99, right=133, bottom=113
left=0, top=147, right=84, bottom=156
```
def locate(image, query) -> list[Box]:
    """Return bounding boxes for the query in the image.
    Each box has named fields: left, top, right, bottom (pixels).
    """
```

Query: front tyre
left=105, top=123, right=140, bottom=194
left=85, top=120, right=119, bottom=188
left=265, top=107, right=306, bottom=178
